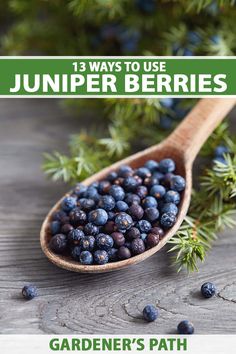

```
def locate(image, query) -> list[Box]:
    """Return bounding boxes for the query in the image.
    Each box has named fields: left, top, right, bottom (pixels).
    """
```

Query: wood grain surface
left=0, top=98, right=235, bottom=334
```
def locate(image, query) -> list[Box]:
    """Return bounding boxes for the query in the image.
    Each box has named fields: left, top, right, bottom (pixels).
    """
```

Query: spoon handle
left=166, top=98, right=236, bottom=165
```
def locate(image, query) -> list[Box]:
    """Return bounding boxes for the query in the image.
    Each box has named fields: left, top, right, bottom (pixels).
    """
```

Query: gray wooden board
left=0, top=98, right=235, bottom=334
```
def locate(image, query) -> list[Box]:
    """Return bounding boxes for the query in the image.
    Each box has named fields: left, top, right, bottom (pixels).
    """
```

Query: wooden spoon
left=40, top=98, right=235, bottom=273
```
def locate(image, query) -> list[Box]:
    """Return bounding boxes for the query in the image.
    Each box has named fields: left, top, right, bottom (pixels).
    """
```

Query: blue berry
left=61, top=196, right=77, bottom=212
left=136, top=0, right=156, bottom=13
left=88, top=209, right=108, bottom=226
left=170, top=175, right=186, bottom=192
left=177, top=320, right=194, bottom=335
left=136, top=219, right=152, bottom=233
left=144, top=207, right=160, bottom=222
left=164, top=190, right=180, bottom=205
left=160, top=98, right=174, bottom=108
left=214, top=145, right=229, bottom=157
left=213, top=156, right=227, bottom=165
left=159, top=158, right=176, bottom=173
left=117, top=165, right=133, bottom=178
left=160, top=115, right=173, bottom=130
left=144, top=160, right=159, bottom=172
left=94, top=250, right=109, bottom=264
left=143, top=305, right=158, bottom=322
left=52, top=210, right=67, bottom=222
left=85, top=186, right=100, bottom=202
left=73, top=183, right=87, bottom=198
left=142, top=196, right=158, bottom=209
left=78, top=198, right=95, bottom=211
left=96, top=233, right=114, bottom=250
left=115, top=201, right=129, bottom=212
left=107, top=171, right=118, bottom=182
left=71, top=246, right=82, bottom=261
left=115, top=212, right=133, bottom=230
left=136, top=167, right=151, bottom=179
left=160, top=213, right=176, bottom=228
left=131, top=238, right=145, bottom=255
left=70, top=209, right=87, bottom=226
left=187, top=31, right=202, bottom=45
left=123, top=176, right=138, bottom=191
left=201, top=282, right=216, bottom=298
left=107, top=211, right=116, bottom=221
left=49, top=234, right=68, bottom=254
left=183, top=48, right=193, bottom=56
left=50, top=220, right=61, bottom=235
left=84, top=223, right=99, bottom=236
left=161, top=203, right=178, bottom=216
left=109, top=185, right=125, bottom=201
left=80, top=251, right=93, bottom=265
left=140, top=233, right=147, bottom=241
left=81, top=236, right=95, bottom=251
left=68, top=229, right=85, bottom=246
left=22, top=285, right=38, bottom=300
left=150, top=185, right=166, bottom=199
left=98, top=195, right=116, bottom=211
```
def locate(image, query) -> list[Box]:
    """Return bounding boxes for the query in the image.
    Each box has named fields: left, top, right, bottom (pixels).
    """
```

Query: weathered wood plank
left=0, top=99, right=235, bottom=334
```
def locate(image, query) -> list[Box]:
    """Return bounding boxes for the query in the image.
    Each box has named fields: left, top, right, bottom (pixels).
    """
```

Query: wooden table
left=0, top=99, right=235, bottom=334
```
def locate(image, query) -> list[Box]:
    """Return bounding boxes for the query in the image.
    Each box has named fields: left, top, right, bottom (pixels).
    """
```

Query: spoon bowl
left=40, top=98, right=235, bottom=273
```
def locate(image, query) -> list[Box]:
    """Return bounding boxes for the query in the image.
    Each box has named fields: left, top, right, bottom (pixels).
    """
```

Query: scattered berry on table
left=48, top=157, right=185, bottom=265
left=201, top=282, right=216, bottom=298
left=143, top=305, right=159, bottom=322
left=177, top=320, right=194, bottom=334
left=22, top=285, right=38, bottom=300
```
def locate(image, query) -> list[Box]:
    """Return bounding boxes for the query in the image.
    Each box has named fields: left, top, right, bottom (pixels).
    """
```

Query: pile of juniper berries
left=48, top=158, right=186, bottom=265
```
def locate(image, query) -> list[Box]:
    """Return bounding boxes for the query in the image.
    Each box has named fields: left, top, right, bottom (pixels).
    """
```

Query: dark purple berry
left=22, top=285, right=38, bottom=300
left=125, top=193, right=141, bottom=206
left=78, top=198, right=95, bottom=211
left=107, top=247, right=118, bottom=262
left=126, top=227, right=141, bottom=240
left=52, top=210, right=67, bottom=222
left=70, top=209, right=87, bottom=226
left=97, top=180, right=111, bottom=194
left=150, top=227, right=164, bottom=239
left=129, top=204, right=144, bottom=220
left=146, top=233, right=160, bottom=248
left=123, top=176, right=138, bottom=192
left=131, top=238, right=145, bottom=255
left=111, top=232, right=125, bottom=247
left=144, top=176, right=159, bottom=188
left=49, top=234, right=68, bottom=254
left=118, top=246, right=131, bottom=260
left=60, top=223, right=74, bottom=235
left=161, top=172, right=174, bottom=188
left=102, top=220, right=116, bottom=234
